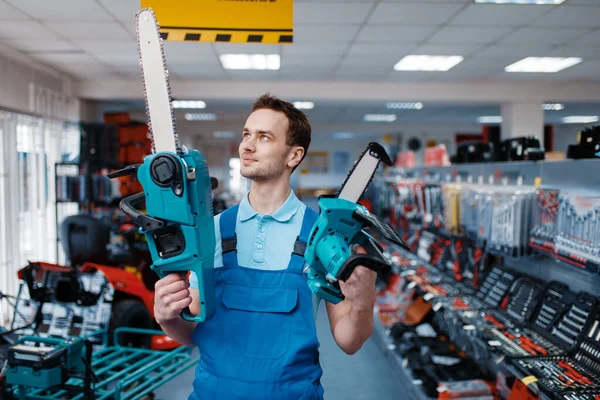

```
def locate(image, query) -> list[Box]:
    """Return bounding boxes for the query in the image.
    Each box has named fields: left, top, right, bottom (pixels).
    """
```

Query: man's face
left=239, top=108, right=294, bottom=181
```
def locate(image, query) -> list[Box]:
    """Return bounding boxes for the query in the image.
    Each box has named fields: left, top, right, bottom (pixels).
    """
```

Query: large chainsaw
left=108, top=9, right=216, bottom=322
left=304, top=143, right=409, bottom=304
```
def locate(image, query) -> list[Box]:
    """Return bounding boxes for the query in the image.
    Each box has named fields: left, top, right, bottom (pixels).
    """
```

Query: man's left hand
left=338, top=245, right=377, bottom=311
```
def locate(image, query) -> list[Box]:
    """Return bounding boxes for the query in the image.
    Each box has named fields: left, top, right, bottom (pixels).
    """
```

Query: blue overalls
left=189, top=204, right=324, bottom=400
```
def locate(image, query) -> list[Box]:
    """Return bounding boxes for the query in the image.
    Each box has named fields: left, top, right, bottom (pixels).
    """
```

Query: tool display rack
left=369, top=159, right=600, bottom=400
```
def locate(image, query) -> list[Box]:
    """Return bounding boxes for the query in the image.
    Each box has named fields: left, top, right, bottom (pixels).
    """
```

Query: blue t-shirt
left=189, top=190, right=321, bottom=318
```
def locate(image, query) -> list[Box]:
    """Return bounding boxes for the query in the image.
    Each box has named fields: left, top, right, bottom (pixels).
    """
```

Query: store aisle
left=154, top=302, right=404, bottom=399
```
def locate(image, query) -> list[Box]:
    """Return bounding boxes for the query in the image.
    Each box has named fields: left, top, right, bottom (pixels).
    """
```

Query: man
left=153, top=94, right=378, bottom=400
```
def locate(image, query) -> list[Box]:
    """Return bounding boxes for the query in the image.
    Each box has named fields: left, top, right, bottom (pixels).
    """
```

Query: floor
left=154, top=302, right=404, bottom=399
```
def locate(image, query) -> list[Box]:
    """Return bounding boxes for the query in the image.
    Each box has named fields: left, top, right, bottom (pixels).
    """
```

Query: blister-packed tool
left=108, top=9, right=216, bottom=322
left=304, top=143, right=409, bottom=304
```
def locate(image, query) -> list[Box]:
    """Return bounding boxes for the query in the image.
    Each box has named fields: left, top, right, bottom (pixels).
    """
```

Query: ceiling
left=1, top=0, right=600, bottom=129
left=1, top=0, right=600, bottom=84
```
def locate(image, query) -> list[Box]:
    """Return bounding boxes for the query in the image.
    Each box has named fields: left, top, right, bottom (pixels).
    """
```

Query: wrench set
left=555, top=193, right=600, bottom=272
left=530, top=188, right=561, bottom=254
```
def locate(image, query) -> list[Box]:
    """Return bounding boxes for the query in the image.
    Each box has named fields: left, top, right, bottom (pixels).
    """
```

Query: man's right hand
left=154, top=273, right=193, bottom=325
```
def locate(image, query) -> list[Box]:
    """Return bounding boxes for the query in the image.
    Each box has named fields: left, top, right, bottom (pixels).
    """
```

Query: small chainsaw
left=108, top=9, right=216, bottom=322
left=304, top=143, right=408, bottom=304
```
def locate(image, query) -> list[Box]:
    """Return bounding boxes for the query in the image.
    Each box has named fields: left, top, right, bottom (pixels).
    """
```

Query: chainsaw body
left=304, top=197, right=394, bottom=304
left=114, top=149, right=216, bottom=322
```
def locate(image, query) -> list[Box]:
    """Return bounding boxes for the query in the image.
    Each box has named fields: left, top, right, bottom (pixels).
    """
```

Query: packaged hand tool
left=530, top=187, right=561, bottom=256
left=555, top=192, right=600, bottom=273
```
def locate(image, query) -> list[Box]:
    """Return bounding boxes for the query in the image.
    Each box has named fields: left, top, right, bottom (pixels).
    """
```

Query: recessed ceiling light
left=184, top=113, right=217, bottom=121
left=393, top=55, right=463, bottom=72
left=364, top=114, right=397, bottom=122
left=219, top=54, right=280, bottom=70
left=543, top=103, right=564, bottom=111
left=561, top=116, right=599, bottom=124
left=474, top=0, right=565, bottom=4
left=332, top=132, right=355, bottom=139
left=172, top=100, right=206, bottom=109
left=478, top=116, right=503, bottom=124
left=386, top=102, right=424, bottom=110
left=293, top=101, right=314, bottom=110
left=214, top=131, right=236, bottom=138
left=505, top=57, right=582, bottom=73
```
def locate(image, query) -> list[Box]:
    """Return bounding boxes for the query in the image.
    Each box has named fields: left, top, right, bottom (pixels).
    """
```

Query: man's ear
left=287, top=146, right=305, bottom=169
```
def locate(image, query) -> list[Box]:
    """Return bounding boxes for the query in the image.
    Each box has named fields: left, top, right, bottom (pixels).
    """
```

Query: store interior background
left=1, top=0, right=600, bottom=340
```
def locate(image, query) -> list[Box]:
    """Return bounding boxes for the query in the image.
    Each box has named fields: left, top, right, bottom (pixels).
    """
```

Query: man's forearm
left=158, top=318, right=197, bottom=346
left=332, top=305, right=374, bottom=355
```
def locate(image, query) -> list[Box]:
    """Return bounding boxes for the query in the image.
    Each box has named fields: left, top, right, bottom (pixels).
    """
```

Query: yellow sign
left=140, top=0, right=293, bottom=44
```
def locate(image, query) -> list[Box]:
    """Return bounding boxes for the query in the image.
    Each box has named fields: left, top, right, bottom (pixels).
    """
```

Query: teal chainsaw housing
left=304, top=197, right=408, bottom=304
left=111, top=149, right=216, bottom=322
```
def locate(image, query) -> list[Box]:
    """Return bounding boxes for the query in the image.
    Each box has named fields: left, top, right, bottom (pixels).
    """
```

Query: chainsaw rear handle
left=337, top=233, right=392, bottom=282
left=119, top=192, right=165, bottom=231
left=118, top=193, right=211, bottom=323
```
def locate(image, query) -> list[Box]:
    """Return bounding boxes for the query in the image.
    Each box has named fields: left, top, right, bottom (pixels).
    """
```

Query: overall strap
left=288, top=207, right=319, bottom=272
left=220, top=204, right=239, bottom=266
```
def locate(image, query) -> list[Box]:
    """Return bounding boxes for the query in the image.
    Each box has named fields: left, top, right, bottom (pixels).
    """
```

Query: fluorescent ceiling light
left=332, top=132, right=355, bottom=139
left=184, top=113, right=217, bottom=121
left=478, top=116, right=503, bottom=124
left=543, top=103, right=564, bottom=111
left=219, top=54, right=280, bottom=70
left=293, top=101, right=314, bottom=110
left=505, top=57, right=582, bottom=73
left=561, top=116, right=599, bottom=124
left=394, top=55, right=463, bottom=72
left=474, top=0, right=565, bottom=4
left=214, top=131, right=236, bottom=138
left=364, top=114, right=397, bottom=122
left=386, top=102, right=423, bottom=110
left=172, top=100, right=206, bottom=109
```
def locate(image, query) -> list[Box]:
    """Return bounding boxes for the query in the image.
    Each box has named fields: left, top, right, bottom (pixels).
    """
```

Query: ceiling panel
left=339, top=54, right=402, bottom=69
left=278, top=66, right=334, bottom=81
left=163, top=42, right=218, bottom=64
left=356, top=25, right=437, bottom=44
left=369, top=3, right=465, bottom=25
left=346, top=43, right=415, bottom=57
left=282, top=53, right=342, bottom=67
left=450, top=4, right=551, bottom=27
left=498, top=28, right=589, bottom=45
left=294, top=24, right=362, bottom=44
left=473, top=44, right=555, bottom=59
left=428, top=26, right=514, bottom=45
left=294, top=3, right=373, bottom=24
left=0, top=1, right=29, bottom=20
left=72, top=40, right=136, bottom=55
left=283, top=44, right=348, bottom=56
left=168, top=65, right=230, bottom=80
left=96, top=0, right=140, bottom=22
left=0, top=20, right=61, bottom=40
left=213, top=43, right=281, bottom=55
left=44, top=21, right=131, bottom=40
left=0, top=38, right=77, bottom=53
left=414, top=43, right=483, bottom=57
left=572, top=30, right=600, bottom=46
left=530, top=5, right=600, bottom=28
left=5, top=0, right=113, bottom=21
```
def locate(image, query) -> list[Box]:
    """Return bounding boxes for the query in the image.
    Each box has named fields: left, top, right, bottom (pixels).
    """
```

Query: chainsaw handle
left=119, top=192, right=165, bottom=231
left=337, top=233, right=391, bottom=281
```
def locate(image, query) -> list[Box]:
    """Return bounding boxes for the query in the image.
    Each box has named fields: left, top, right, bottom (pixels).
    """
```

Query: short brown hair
left=252, top=93, right=311, bottom=172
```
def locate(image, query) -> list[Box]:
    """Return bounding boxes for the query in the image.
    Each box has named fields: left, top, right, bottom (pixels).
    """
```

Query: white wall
left=0, top=52, right=66, bottom=114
